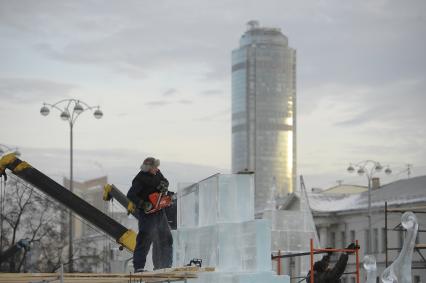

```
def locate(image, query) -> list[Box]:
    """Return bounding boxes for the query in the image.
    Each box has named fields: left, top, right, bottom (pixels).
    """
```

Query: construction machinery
left=0, top=153, right=136, bottom=252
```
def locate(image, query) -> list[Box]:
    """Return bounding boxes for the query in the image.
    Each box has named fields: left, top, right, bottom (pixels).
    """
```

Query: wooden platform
left=0, top=267, right=215, bottom=283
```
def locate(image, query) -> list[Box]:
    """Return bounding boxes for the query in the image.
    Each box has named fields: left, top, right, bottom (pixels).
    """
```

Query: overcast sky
left=1, top=0, right=425, bottom=190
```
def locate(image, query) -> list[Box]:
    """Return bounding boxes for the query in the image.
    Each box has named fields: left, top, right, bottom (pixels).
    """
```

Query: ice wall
left=263, top=210, right=318, bottom=253
left=178, top=174, right=254, bottom=228
left=175, top=174, right=289, bottom=283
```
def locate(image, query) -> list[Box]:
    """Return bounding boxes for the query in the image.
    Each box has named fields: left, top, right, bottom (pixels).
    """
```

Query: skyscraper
left=232, top=21, right=296, bottom=212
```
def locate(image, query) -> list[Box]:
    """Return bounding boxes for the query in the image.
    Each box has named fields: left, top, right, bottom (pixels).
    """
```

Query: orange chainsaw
left=144, top=192, right=173, bottom=214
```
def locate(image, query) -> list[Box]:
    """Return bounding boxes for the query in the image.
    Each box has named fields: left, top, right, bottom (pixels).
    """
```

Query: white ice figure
left=363, top=255, right=377, bottom=283
left=381, top=211, right=418, bottom=283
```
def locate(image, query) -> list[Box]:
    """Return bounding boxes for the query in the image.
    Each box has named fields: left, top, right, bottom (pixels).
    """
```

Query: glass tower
left=232, top=21, right=296, bottom=212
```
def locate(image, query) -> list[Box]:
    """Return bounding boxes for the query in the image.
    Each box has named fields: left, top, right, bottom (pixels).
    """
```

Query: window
left=414, top=275, right=420, bottom=283
left=365, top=229, right=370, bottom=253
left=350, top=230, right=356, bottom=242
left=351, top=277, right=356, bottom=283
left=330, top=232, right=336, bottom=248
left=373, top=228, right=379, bottom=253
left=341, top=231, right=346, bottom=248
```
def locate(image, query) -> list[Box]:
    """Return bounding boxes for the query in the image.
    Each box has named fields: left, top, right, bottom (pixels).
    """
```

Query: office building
left=232, top=21, right=297, bottom=212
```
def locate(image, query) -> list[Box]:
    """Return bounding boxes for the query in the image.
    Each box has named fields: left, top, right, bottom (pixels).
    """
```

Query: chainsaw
left=144, top=191, right=173, bottom=214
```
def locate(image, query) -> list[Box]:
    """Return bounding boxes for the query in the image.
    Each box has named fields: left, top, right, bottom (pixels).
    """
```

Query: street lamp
left=347, top=160, right=391, bottom=254
left=40, top=99, right=103, bottom=272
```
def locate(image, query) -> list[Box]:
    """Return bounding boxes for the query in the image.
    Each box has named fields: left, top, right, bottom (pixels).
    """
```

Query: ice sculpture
left=381, top=211, right=418, bottom=283
left=262, top=176, right=321, bottom=277
left=175, top=173, right=290, bottom=282
left=363, top=255, right=376, bottom=283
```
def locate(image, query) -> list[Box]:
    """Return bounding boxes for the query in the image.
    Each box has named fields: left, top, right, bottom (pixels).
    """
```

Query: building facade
left=283, top=176, right=426, bottom=282
left=231, top=20, right=297, bottom=212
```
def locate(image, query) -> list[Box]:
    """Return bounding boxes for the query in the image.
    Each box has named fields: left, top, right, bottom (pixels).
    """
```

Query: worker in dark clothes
left=127, top=157, right=173, bottom=272
left=306, top=243, right=357, bottom=283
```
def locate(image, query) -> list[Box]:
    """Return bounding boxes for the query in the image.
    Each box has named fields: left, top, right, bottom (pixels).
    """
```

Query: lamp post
left=347, top=160, right=391, bottom=254
left=40, top=99, right=103, bottom=272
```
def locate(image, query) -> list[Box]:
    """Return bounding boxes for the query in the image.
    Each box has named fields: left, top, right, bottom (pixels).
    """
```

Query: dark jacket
left=127, top=170, right=169, bottom=206
left=307, top=253, right=349, bottom=283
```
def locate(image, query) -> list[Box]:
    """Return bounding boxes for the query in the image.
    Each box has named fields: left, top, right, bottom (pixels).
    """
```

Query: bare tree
left=0, top=176, right=66, bottom=272
left=0, top=175, right=114, bottom=273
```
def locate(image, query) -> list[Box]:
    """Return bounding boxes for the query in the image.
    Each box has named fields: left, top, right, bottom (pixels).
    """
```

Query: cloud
left=201, top=89, right=223, bottom=96
left=177, top=99, right=192, bottom=105
left=1, top=0, right=426, bottom=186
left=145, top=100, right=170, bottom=107
left=331, top=78, right=426, bottom=128
left=145, top=99, right=193, bottom=107
left=163, top=88, right=177, bottom=97
left=2, top=1, right=424, bottom=84
left=198, top=108, right=230, bottom=121
left=0, top=77, right=76, bottom=103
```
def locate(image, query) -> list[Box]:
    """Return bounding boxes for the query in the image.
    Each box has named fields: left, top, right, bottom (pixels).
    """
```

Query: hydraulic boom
left=0, top=154, right=136, bottom=252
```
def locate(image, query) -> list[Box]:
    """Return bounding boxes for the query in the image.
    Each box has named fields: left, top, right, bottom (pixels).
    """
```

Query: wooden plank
left=0, top=267, right=215, bottom=283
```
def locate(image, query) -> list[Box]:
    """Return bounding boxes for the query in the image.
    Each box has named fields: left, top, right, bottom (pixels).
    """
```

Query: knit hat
left=140, top=157, right=160, bottom=172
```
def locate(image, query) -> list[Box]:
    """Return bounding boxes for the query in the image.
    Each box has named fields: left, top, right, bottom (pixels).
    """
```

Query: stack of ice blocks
left=262, top=208, right=320, bottom=276
left=174, top=174, right=289, bottom=283
left=263, top=209, right=318, bottom=253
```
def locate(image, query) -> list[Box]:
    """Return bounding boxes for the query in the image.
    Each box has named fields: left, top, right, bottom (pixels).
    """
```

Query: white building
left=282, top=176, right=426, bottom=283
left=231, top=21, right=297, bottom=212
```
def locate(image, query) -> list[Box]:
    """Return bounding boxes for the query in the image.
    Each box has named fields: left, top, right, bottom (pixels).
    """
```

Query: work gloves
left=140, top=200, right=153, bottom=213
left=157, top=180, right=169, bottom=193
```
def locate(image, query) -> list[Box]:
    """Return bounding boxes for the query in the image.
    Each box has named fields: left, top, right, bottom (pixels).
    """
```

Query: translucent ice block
left=177, top=182, right=199, bottom=228
left=174, top=225, right=219, bottom=268
left=199, top=176, right=218, bottom=227
left=218, top=220, right=271, bottom=272
left=178, top=174, right=255, bottom=228
left=174, top=219, right=271, bottom=272
left=217, top=174, right=255, bottom=223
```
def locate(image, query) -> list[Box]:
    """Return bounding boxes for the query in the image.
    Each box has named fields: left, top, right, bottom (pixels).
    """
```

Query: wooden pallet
left=0, top=267, right=215, bottom=283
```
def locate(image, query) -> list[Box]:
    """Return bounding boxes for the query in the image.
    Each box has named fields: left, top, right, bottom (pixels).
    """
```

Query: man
left=127, top=157, right=173, bottom=272
left=306, top=243, right=357, bottom=283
